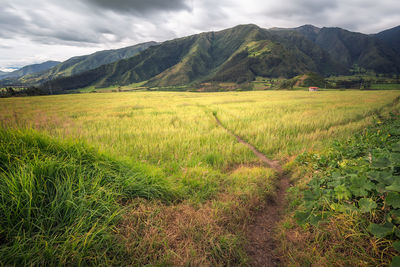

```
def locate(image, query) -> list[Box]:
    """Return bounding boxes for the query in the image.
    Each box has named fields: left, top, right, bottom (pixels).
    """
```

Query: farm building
left=309, top=87, right=319, bottom=91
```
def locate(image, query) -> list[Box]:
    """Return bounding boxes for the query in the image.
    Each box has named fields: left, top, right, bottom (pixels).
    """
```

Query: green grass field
left=370, top=83, right=400, bottom=90
left=1, top=90, right=399, bottom=265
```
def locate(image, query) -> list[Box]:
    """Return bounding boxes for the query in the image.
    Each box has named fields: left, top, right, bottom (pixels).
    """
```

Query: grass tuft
left=0, top=128, right=176, bottom=265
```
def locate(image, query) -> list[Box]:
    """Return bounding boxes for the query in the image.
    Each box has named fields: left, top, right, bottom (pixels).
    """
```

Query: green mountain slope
left=42, top=24, right=344, bottom=90
left=375, top=26, right=400, bottom=54
left=16, top=41, right=157, bottom=85
left=0, top=70, right=7, bottom=79
left=41, top=24, right=400, bottom=91
left=0, top=61, right=60, bottom=81
left=293, top=25, right=400, bottom=73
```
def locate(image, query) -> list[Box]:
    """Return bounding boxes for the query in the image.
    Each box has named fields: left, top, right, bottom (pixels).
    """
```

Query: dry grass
left=119, top=200, right=228, bottom=266
left=278, top=213, right=397, bottom=266
left=119, top=166, right=276, bottom=266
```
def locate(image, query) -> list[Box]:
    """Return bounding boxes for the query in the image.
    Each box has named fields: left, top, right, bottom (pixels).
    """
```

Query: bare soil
left=214, top=114, right=289, bottom=266
left=245, top=172, right=289, bottom=266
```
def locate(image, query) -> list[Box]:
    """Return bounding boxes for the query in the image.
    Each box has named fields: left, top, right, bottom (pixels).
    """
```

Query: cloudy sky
left=0, top=0, right=399, bottom=71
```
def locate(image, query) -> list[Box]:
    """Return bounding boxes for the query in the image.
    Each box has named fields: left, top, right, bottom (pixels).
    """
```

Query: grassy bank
left=0, top=128, right=177, bottom=265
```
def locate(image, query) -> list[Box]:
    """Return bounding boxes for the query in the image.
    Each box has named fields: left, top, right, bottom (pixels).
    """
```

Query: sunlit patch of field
left=0, top=92, right=257, bottom=172
left=4, top=91, right=399, bottom=165
left=0, top=90, right=399, bottom=265
left=210, top=91, right=400, bottom=158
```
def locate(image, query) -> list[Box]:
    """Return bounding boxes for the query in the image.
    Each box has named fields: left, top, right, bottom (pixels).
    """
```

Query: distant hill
left=33, top=24, right=400, bottom=91
left=0, top=70, right=8, bottom=79
left=5, top=41, right=157, bottom=86
left=291, top=25, right=400, bottom=74
left=42, top=24, right=345, bottom=91
left=0, top=61, right=60, bottom=81
left=375, top=26, right=400, bottom=54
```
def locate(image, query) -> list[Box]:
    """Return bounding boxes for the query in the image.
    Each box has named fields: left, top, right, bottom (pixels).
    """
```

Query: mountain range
left=291, top=25, right=400, bottom=73
left=0, top=61, right=60, bottom=81
left=0, top=42, right=157, bottom=86
left=2, top=24, right=399, bottom=91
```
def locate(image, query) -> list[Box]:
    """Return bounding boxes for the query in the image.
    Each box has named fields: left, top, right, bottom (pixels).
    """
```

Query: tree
left=6, top=87, right=15, bottom=95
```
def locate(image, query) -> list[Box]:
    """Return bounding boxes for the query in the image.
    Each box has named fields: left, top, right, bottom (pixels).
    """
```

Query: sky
left=0, top=0, right=399, bottom=71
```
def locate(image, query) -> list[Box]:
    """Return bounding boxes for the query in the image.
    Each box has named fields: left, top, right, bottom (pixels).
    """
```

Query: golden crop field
left=1, top=90, right=399, bottom=265
left=2, top=91, right=399, bottom=163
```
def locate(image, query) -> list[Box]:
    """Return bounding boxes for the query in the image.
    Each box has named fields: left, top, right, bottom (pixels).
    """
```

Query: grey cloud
left=0, top=0, right=192, bottom=46
left=0, top=1, right=121, bottom=45
left=0, top=10, right=25, bottom=26
left=31, top=33, right=101, bottom=45
left=0, top=6, right=28, bottom=38
left=84, top=0, right=191, bottom=14
left=265, top=0, right=337, bottom=17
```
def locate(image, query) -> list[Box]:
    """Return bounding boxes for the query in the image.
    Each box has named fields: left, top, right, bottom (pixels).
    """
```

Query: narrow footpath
left=213, top=114, right=289, bottom=266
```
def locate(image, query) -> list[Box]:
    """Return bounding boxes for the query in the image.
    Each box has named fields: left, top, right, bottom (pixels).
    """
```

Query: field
left=370, top=83, right=400, bottom=90
left=1, top=90, right=400, bottom=265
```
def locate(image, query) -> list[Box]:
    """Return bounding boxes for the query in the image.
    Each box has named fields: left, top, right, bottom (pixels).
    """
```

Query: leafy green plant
left=295, top=113, right=400, bottom=264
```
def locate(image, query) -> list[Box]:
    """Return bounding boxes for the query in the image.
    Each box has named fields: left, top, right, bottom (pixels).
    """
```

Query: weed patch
left=283, top=112, right=400, bottom=265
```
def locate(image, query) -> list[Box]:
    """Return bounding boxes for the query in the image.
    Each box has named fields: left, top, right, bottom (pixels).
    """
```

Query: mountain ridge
left=292, top=26, right=400, bottom=73
left=10, top=23, right=400, bottom=91
left=42, top=24, right=348, bottom=90
left=374, top=25, right=400, bottom=54
left=1, top=41, right=158, bottom=86
left=0, top=61, right=61, bottom=81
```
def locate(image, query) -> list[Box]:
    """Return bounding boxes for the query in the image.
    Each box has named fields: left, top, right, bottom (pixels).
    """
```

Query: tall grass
left=0, top=128, right=176, bottom=265
left=1, top=91, right=398, bottom=168
left=213, top=91, right=400, bottom=158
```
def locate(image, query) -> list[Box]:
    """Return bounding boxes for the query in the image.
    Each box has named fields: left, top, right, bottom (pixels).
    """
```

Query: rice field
left=1, top=90, right=399, bottom=265
left=213, top=91, right=400, bottom=158
left=2, top=91, right=399, bottom=163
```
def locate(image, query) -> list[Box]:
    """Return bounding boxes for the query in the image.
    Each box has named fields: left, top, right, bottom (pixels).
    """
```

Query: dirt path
left=213, top=114, right=289, bottom=266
